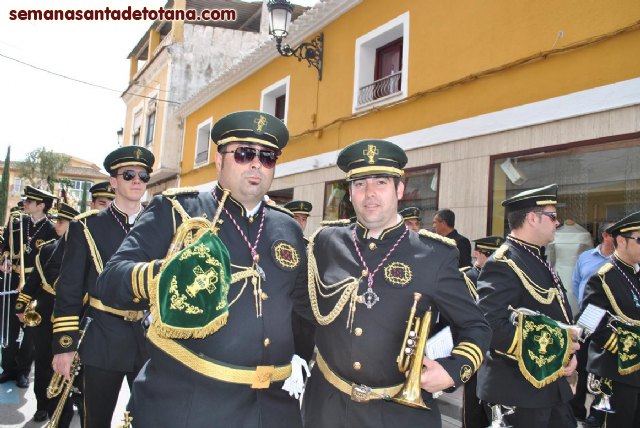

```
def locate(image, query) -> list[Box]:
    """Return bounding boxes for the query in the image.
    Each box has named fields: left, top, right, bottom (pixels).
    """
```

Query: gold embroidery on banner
left=383, top=262, right=412, bottom=286
left=620, top=331, right=639, bottom=362
left=523, top=319, right=565, bottom=368
left=185, top=266, right=219, bottom=298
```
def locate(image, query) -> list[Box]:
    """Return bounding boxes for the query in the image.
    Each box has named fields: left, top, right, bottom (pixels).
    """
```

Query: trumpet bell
left=24, top=300, right=42, bottom=327
left=592, top=394, right=615, bottom=414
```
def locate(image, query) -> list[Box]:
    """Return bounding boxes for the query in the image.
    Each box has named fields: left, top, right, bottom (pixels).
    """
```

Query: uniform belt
left=89, top=297, right=144, bottom=321
left=316, top=352, right=403, bottom=402
left=148, top=328, right=291, bottom=388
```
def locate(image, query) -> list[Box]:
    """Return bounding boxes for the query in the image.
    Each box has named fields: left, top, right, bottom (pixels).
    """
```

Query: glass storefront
left=323, top=166, right=440, bottom=224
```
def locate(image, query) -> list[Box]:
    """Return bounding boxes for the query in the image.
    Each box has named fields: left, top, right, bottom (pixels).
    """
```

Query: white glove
left=282, top=354, right=311, bottom=399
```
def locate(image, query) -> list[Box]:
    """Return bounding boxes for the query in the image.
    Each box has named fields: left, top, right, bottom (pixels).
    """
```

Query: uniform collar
left=109, top=202, right=140, bottom=225
left=213, top=184, right=264, bottom=220
left=613, top=253, right=638, bottom=274
left=507, top=235, right=544, bottom=256
left=355, top=216, right=406, bottom=240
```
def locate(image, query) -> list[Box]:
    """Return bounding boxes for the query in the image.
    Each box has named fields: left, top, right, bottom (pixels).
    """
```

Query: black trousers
left=82, top=365, right=136, bottom=428
left=464, top=373, right=488, bottom=428
left=603, top=380, right=640, bottom=428
left=484, top=401, right=577, bottom=428
left=1, top=293, right=34, bottom=377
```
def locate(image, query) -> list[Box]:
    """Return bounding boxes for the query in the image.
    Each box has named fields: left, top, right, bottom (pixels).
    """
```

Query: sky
left=0, top=0, right=318, bottom=169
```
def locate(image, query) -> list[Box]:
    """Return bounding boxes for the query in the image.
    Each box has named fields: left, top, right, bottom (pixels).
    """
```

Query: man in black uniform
left=89, top=181, right=115, bottom=210
left=400, top=206, right=422, bottom=232
left=459, top=235, right=503, bottom=428
left=284, top=200, right=316, bottom=365
left=16, top=202, right=79, bottom=426
left=433, top=208, right=472, bottom=268
left=98, top=111, right=309, bottom=428
left=0, top=186, right=57, bottom=397
left=302, top=139, right=491, bottom=428
left=52, top=146, right=154, bottom=428
left=476, top=184, right=579, bottom=427
left=580, top=210, right=640, bottom=428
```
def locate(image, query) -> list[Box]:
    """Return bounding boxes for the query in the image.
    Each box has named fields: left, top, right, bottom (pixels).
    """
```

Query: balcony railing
left=357, top=71, right=402, bottom=106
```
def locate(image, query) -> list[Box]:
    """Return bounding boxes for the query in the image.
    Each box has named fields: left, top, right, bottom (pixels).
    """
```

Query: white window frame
left=12, top=177, right=23, bottom=195
left=352, top=12, right=410, bottom=113
left=145, top=96, right=158, bottom=148
left=131, top=107, right=143, bottom=146
left=194, top=118, right=212, bottom=168
left=260, top=76, right=290, bottom=124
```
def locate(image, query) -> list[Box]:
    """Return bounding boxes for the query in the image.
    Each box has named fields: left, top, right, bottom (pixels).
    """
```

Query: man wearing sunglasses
left=97, top=111, right=310, bottom=427
left=52, top=145, right=154, bottom=428
left=579, top=211, right=640, bottom=428
left=476, top=184, right=580, bottom=427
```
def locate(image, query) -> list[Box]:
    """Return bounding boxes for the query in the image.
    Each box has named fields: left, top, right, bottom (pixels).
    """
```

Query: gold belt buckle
left=252, top=365, right=275, bottom=389
left=350, top=384, right=372, bottom=402
left=124, top=311, right=140, bottom=321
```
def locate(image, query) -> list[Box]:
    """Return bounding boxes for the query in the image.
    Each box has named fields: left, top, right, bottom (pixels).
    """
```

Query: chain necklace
left=108, top=206, right=131, bottom=236
left=352, top=226, right=409, bottom=309
left=24, top=216, right=48, bottom=254
left=612, top=257, right=640, bottom=308
left=213, top=193, right=267, bottom=317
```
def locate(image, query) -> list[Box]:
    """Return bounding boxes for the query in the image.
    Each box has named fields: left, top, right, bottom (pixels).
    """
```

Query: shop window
left=490, top=138, right=640, bottom=238
left=267, top=187, right=293, bottom=206
left=353, top=12, right=409, bottom=111
left=322, top=166, right=439, bottom=222
left=195, top=119, right=212, bottom=167
left=261, top=76, right=290, bottom=124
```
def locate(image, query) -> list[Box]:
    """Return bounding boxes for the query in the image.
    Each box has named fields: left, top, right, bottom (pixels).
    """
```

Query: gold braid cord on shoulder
left=79, top=220, right=104, bottom=275
left=494, top=251, right=570, bottom=324
left=601, top=273, right=640, bottom=326
left=462, top=273, right=479, bottom=302
left=307, top=226, right=362, bottom=330
left=35, top=248, right=52, bottom=290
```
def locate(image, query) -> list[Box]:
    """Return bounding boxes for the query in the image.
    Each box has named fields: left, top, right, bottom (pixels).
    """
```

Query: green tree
left=79, top=181, right=89, bottom=213
left=18, top=147, right=70, bottom=193
left=0, top=146, right=10, bottom=224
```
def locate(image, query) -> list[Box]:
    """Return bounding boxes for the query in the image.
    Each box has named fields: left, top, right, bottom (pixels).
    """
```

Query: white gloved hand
left=282, top=354, right=311, bottom=399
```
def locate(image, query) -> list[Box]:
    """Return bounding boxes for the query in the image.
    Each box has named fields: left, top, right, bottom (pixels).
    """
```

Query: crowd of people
left=1, top=110, right=639, bottom=428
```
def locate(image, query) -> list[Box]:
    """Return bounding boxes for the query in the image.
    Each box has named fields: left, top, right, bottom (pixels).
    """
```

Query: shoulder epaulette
left=267, top=204, right=293, bottom=218
left=37, top=239, right=56, bottom=250
left=74, top=210, right=99, bottom=221
left=418, top=229, right=456, bottom=247
left=460, top=266, right=472, bottom=273
left=598, top=262, right=614, bottom=276
left=320, top=218, right=352, bottom=227
left=494, top=243, right=509, bottom=259
left=162, top=187, right=200, bottom=197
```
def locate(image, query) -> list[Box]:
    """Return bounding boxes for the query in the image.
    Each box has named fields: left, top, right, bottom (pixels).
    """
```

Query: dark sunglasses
left=623, top=235, right=640, bottom=244
left=117, top=170, right=151, bottom=183
left=535, top=211, right=559, bottom=222
left=220, top=146, right=278, bottom=169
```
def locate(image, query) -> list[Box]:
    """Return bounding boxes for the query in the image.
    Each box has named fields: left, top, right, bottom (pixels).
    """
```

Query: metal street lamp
left=267, top=0, right=324, bottom=80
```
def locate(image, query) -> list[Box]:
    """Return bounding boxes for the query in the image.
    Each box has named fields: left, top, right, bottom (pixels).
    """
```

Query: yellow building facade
left=177, top=0, right=640, bottom=311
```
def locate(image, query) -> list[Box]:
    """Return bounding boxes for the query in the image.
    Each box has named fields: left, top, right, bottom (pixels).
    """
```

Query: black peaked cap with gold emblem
left=53, top=202, right=80, bottom=221
left=103, top=146, right=155, bottom=175
left=400, top=206, right=421, bottom=220
left=21, top=185, right=56, bottom=203
left=210, top=110, right=289, bottom=153
left=90, top=181, right=116, bottom=200
left=606, top=210, right=640, bottom=237
left=473, top=235, right=505, bottom=252
left=284, top=200, right=312, bottom=215
left=501, top=184, right=558, bottom=211
left=337, top=139, right=408, bottom=181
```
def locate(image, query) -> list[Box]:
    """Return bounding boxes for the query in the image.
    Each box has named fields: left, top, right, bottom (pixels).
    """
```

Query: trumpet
left=392, top=292, right=431, bottom=410
left=46, top=317, right=92, bottom=428
left=587, top=372, right=615, bottom=413
left=23, top=300, right=42, bottom=327
left=508, top=306, right=584, bottom=340
left=487, top=404, right=515, bottom=427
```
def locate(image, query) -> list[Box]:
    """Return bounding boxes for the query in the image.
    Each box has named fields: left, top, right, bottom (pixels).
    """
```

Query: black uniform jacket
left=581, top=256, right=640, bottom=388
left=52, top=205, right=147, bottom=373
left=476, top=236, right=575, bottom=408
left=2, top=215, right=57, bottom=293
left=97, top=186, right=309, bottom=428
left=16, top=238, right=62, bottom=318
left=446, top=229, right=472, bottom=268
left=302, top=221, right=490, bottom=428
